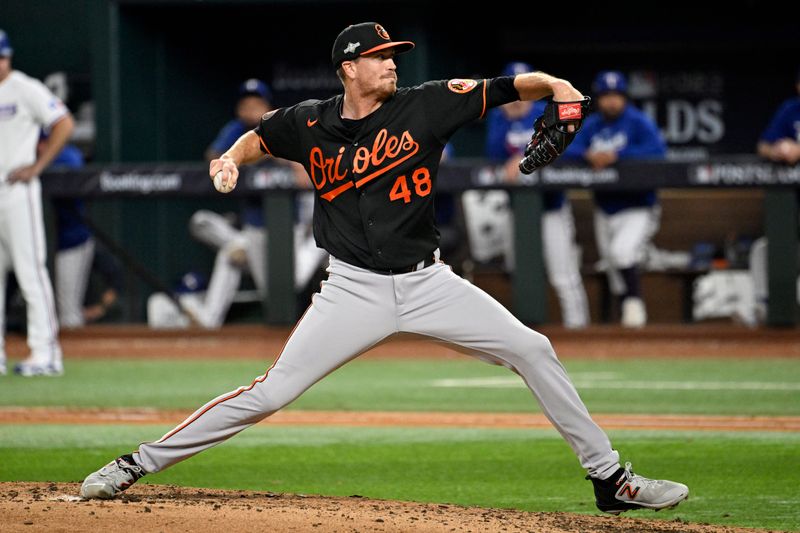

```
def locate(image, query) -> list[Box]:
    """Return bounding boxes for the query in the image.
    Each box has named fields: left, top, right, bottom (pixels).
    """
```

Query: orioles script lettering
left=309, top=129, right=420, bottom=197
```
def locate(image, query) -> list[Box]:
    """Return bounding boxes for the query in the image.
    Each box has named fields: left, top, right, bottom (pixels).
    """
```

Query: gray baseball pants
left=134, top=254, right=620, bottom=479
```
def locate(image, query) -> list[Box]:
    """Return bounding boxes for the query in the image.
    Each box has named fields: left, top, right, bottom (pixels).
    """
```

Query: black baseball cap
left=331, top=22, right=414, bottom=69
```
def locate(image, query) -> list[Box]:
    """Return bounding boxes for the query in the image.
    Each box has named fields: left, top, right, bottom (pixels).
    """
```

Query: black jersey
left=255, top=76, right=519, bottom=270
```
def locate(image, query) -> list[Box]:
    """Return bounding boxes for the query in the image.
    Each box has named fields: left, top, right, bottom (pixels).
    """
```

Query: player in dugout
left=563, top=71, right=666, bottom=328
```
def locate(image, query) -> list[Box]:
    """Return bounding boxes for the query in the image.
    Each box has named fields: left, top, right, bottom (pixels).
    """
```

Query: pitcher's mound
left=0, top=482, right=758, bottom=533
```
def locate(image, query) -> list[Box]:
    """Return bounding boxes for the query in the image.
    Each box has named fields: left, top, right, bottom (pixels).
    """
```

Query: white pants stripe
left=135, top=257, right=619, bottom=479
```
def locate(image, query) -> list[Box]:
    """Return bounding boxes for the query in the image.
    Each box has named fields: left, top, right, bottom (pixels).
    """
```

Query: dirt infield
left=1, top=407, right=798, bottom=432
left=0, top=482, right=767, bottom=533
left=5, top=324, right=799, bottom=360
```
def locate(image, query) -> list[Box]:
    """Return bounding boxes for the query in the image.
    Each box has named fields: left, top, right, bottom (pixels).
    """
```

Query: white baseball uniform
left=56, top=236, right=95, bottom=328
left=169, top=192, right=327, bottom=329
left=0, top=70, right=66, bottom=368
left=593, top=206, right=661, bottom=295
left=543, top=201, right=590, bottom=328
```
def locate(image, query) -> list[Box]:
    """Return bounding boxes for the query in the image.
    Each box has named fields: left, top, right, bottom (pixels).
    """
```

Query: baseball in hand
left=213, top=170, right=236, bottom=193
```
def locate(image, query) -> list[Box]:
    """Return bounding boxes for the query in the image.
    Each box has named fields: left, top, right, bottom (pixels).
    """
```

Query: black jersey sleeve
left=421, top=76, right=519, bottom=143
left=254, top=106, right=303, bottom=162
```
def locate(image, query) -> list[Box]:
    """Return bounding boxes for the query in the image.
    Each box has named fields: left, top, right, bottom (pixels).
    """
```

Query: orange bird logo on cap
left=375, top=24, right=390, bottom=40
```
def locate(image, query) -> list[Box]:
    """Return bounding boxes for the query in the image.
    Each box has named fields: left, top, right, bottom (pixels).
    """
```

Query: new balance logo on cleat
left=588, top=462, right=689, bottom=515
left=618, top=482, right=640, bottom=500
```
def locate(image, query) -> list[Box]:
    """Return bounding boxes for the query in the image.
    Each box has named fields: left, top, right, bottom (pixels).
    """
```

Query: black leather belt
left=369, top=254, right=437, bottom=275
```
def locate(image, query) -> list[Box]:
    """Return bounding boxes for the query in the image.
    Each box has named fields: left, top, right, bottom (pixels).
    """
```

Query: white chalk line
left=431, top=375, right=800, bottom=391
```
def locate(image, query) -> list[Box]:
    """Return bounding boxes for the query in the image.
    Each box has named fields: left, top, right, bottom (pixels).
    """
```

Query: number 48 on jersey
left=389, top=167, right=431, bottom=204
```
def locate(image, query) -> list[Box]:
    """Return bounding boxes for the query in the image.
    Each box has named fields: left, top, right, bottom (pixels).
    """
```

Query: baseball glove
left=518, top=97, right=592, bottom=174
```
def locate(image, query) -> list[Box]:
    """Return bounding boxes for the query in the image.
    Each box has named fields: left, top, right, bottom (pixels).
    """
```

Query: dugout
left=3, top=0, right=799, bottom=324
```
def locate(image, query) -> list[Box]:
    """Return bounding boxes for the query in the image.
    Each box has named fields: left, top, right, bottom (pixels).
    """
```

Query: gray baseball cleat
left=13, top=357, right=64, bottom=377
left=588, top=462, right=689, bottom=515
left=80, top=454, right=146, bottom=499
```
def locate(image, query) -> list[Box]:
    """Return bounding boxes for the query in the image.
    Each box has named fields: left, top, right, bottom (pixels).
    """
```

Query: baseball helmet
left=592, top=71, right=628, bottom=95
left=0, top=30, right=12, bottom=57
left=238, top=78, right=272, bottom=103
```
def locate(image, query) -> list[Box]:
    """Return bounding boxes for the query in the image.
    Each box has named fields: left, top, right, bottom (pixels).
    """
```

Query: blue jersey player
left=41, top=140, right=95, bottom=329
left=757, top=69, right=800, bottom=165
left=565, top=71, right=666, bottom=327
left=486, top=61, right=589, bottom=328
left=150, top=79, right=326, bottom=328
left=745, top=68, right=800, bottom=325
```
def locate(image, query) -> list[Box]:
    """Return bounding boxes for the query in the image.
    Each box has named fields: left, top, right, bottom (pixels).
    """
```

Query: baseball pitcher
left=81, top=23, right=688, bottom=514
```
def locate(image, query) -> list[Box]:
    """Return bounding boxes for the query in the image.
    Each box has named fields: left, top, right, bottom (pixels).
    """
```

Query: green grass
left=2, top=356, right=799, bottom=530
left=1, top=357, right=798, bottom=415
left=1, top=425, right=798, bottom=531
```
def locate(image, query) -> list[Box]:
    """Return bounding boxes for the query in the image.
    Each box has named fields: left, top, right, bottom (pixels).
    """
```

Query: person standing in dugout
left=81, top=22, right=689, bottom=515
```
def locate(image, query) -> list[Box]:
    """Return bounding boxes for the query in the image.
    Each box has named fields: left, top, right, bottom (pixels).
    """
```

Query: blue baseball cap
left=238, top=78, right=272, bottom=102
left=592, top=71, right=628, bottom=95
left=0, top=30, right=12, bottom=57
left=502, top=61, right=534, bottom=77
left=174, top=271, right=208, bottom=294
